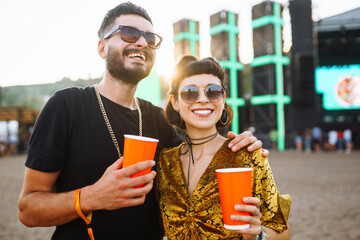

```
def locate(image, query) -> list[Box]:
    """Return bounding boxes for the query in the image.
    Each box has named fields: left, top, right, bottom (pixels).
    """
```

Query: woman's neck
left=184, top=130, right=226, bottom=158
left=185, top=126, right=218, bottom=141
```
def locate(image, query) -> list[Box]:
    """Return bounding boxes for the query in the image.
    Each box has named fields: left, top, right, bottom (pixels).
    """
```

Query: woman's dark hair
left=165, top=55, right=233, bottom=130
left=98, top=2, right=152, bottom=39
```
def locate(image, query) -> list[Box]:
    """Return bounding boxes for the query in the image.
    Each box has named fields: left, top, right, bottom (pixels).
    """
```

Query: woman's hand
left=231, top=197, right=262, bottom=240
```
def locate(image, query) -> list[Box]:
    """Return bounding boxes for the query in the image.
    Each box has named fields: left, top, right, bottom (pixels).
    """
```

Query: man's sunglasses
left=179, top=84, right=225, bottom=104
left=103, top=25, right=163, bottom=49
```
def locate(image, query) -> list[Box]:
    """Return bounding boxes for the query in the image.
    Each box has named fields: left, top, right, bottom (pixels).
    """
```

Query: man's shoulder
left=54, top=86, right=94, bottom=97
left=138, top=98, right=163, bottom=110
left=138, top=99, right=166, bottom=118
left=51, top=86, right=95, bottom=104
left=42, top=86, right=95, bottom=113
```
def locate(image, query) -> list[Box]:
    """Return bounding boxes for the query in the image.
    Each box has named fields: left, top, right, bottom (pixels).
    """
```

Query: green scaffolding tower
left=135, top=67, right=162, bottom=106
left=251, top=1, right=291, bottom=151
left=173, top=19, right=200, bottom=60
left=210, top=11, right=244, bottom=134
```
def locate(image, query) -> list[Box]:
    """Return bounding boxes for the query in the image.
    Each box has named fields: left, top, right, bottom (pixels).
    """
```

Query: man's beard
left=106, top=47, right=154, bottom=85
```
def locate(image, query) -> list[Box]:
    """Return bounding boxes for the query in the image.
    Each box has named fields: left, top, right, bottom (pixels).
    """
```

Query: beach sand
left=1, top=151, right=360, bottom=240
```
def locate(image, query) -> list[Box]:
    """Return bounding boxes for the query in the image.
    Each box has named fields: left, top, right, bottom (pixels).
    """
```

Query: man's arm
left=18, top=168, right=75, bottom=226
left=18, top=158, right=156, bottom=227
left=227, top=131, right=269, bottom=157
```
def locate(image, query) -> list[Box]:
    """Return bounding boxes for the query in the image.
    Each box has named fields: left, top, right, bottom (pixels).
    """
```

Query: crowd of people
left=0, top=133, right=18, bottom=157
left=294, top=126, right=359, bottom=154
left=0, top=126, right=32, bottom=157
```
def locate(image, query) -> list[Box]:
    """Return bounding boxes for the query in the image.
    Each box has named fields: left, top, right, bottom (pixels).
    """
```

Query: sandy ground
left=1, top=151, right=360, bottom=240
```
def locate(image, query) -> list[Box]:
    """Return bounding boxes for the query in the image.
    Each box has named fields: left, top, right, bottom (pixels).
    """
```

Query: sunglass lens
left=206, top=84, right=224, bottom=102
left=180, top=86, right=199, bottom=104
left=121, top=26, right=140, bottom=42
left=145, top=33, right=156, bottom=48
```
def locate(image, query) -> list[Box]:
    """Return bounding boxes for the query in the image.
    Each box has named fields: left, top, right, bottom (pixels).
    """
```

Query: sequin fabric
left=156, top=139, right=291, bottom=239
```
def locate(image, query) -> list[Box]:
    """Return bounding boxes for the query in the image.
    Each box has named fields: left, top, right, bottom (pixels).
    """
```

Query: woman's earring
left=220, top=108, right=229, bottom=126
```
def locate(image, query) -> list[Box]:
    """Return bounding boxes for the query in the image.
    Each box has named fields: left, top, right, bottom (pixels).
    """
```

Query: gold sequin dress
left=156, top=139, right=291, bottom=239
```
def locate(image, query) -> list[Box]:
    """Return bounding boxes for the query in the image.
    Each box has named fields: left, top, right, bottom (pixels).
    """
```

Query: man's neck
left=97, top=73, right=138, bottom=110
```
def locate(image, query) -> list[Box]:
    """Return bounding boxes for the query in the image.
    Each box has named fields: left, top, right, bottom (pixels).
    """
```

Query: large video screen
left=315, top=64, right=360, bottom=110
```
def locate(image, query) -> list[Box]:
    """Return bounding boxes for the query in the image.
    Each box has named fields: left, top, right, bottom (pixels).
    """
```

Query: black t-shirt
left=26, top=86, right=181, bottom=240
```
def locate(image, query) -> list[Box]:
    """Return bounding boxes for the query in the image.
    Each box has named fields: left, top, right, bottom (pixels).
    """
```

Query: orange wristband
left=74, top=188, right=95, bottom=240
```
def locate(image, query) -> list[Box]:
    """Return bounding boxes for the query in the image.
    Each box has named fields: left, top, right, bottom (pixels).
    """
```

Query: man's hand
left=81, top=157, right=156, bottom=213
left=227, top=131, right=269, bottom=158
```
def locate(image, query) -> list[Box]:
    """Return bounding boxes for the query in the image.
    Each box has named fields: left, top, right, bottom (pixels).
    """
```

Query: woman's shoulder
left=231, top=144, right=266, bottom=167
left=159, top=143, right=184, bottom=160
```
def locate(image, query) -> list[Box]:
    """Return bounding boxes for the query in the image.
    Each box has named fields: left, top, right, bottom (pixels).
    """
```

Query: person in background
left=343, top=129, right=352, bottom=154
left=18, top=2, right=267, bottom=239
left=337, top=130, right=344, bottom=153
left=304, top=128, right=312, bottom=153
left=327, top=130, right=338, bottom=151
left=294, top=130, right=303, bottom=152
left=270, top=128, right=278, bottom=150
left=352, top=127, right=360, bottom=150
left=156, top=55, right=291, bottom=240
left=0, top=135, right=7, bottom=157
left=311, top=126, right=322, bottom=152
left=322, top=131, right=331, bottom=151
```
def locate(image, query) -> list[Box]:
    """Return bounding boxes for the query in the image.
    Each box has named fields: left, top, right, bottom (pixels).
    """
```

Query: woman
left=156, top=55, right=291, bottom=240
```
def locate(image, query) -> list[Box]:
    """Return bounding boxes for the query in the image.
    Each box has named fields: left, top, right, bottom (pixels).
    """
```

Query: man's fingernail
left=232, top=146, right=237, bottom=151
left=248, top=146, right=253, bottom=151
left=228, top=143, right=233, bottom=148
left=243, top=197, right=249, bottom=201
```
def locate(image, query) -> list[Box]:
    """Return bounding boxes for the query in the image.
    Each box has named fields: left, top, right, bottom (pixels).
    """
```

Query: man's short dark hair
left=98, top=2, right=153, bottom=39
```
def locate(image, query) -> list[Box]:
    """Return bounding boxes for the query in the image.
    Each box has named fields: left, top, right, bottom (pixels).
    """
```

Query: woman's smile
left=191, top=108, right=214, bottom=117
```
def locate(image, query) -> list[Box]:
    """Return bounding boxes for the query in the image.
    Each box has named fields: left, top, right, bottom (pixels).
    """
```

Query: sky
left=0, top=0, right=359, bottom=87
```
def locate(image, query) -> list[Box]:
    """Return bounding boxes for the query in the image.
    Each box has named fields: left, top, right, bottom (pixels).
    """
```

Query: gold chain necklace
left=94, top=84, right=142, bottom=158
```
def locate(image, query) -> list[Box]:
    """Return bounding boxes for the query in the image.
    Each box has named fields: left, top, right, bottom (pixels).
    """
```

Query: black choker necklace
left=182, top=132, right=219, bottom=190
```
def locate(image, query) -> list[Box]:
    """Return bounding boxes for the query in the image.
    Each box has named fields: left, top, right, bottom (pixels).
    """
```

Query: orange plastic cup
left=216, top=168, right=253, bottom=230
left=123, top=135, right=159, bottom=187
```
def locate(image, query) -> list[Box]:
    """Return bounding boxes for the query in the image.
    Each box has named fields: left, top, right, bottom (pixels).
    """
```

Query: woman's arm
left=263, top=225, right=290, bottom=240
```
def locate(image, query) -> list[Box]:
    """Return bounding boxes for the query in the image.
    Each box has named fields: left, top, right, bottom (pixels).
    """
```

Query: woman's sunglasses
left=103, top=25, right=163, bottom=49
left=179, top=84, right=225, bottom=104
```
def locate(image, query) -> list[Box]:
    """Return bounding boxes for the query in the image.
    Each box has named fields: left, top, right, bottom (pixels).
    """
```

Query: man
left=18, top=2, right=266, bottom=239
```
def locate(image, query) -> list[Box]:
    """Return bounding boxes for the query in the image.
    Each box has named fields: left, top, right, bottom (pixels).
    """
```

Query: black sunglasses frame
left=179, top=84, right=225, bottom=104
left=102, top=25, right=163, bottom=49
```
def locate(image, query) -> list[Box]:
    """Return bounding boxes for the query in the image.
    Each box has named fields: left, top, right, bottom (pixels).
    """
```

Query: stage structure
left=289, top=0, right=322, bottom=131
left=251, top=1, right=290, bottom=151
left=314, top=7, right=360, bottom=130
left=210, top=10, right=245, bottom=134
left=173, top=19, right=200, bottom=61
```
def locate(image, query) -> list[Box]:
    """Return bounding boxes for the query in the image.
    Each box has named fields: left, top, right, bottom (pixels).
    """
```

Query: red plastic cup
left=123, top=135, right=159, bottom=187
left=216, top=168, right=253, bottom=230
